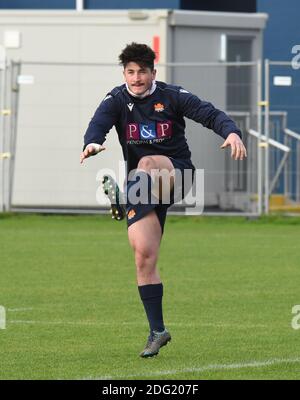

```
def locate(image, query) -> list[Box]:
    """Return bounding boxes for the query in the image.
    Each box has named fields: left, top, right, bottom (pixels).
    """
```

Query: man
left=80, top=42, right=247, bottom=358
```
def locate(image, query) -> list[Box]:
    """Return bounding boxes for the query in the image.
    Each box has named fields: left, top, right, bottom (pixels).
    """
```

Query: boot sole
left=102, top=175, right=125, bottom=221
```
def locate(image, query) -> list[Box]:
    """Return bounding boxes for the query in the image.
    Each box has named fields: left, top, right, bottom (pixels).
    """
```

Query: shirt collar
left=126, top=81, right=157, bottom=99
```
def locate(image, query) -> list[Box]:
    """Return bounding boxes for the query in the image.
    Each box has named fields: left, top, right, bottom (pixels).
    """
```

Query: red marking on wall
left=153, top=36, right=160, bottom=63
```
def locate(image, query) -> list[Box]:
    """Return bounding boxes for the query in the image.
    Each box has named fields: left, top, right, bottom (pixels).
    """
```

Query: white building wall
left=0, top=10, right=266, bottom=210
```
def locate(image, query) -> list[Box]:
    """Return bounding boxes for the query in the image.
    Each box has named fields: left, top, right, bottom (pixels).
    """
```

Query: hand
left=80, top=144, right=105, bottom=164
left=221, top=133, right=247, bottom=160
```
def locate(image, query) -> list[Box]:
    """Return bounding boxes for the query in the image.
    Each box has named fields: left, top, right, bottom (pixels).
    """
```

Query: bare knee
left=137, top=156, right=157, bottom=173
left=134, top=245, right=157, bottom=271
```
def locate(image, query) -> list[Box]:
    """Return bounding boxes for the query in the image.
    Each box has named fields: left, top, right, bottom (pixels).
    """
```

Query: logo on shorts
left=127, top=209, right=136, bottom=220
left=154, top=103, right=164, bottom=112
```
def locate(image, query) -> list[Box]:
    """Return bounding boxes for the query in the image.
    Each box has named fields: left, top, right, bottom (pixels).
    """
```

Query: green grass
left=0, top=213, right=300, bottom=380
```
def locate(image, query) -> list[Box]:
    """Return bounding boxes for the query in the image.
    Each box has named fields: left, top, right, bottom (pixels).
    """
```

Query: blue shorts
left=126, top=157, right=195, bottom=235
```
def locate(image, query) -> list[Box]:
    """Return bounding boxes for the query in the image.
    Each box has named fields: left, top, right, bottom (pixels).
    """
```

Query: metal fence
left=264, top=60, right=300, bottom=214
left=165, top=61, right=262, bottom=215
left=0, top=54, right=20, bottom=213
left=2, top=58, right=298, bottom=216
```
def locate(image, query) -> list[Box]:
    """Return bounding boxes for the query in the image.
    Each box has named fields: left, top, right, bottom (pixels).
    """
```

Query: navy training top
left=83, top=81, right=242, bottom=173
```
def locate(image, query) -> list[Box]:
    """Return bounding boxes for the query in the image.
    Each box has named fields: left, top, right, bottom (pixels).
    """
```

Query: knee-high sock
left=138, top=283, right=165, bottom=333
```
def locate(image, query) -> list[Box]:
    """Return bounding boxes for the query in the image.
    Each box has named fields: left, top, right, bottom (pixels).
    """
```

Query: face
left=123, top=62, right=156, bottom=95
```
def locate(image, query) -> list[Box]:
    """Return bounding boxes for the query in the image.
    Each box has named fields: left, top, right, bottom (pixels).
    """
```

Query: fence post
left=0, top=45, right=6, bottom=212
left=257, top=59, right=263, bottom=215
left=264, top=58, right=270, bottom=214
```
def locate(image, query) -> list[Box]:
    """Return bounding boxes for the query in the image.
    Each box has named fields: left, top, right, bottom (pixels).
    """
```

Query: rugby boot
left=102, top=175, right=125, bottom=221
left=140, top=329, right=171, bottom=358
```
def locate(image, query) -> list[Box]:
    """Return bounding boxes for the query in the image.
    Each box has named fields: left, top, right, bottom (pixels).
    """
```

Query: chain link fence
left=264, top=60, right=300, bottom=213
left=0, top=59, right=270, bottom=215
left=0, top=56, right=19, bottom=212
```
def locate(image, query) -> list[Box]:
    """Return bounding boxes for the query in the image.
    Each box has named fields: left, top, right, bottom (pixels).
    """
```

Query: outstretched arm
left=220, top=132, right=247, bottom=160
left=80, top=143, right=106, bottom=164
left=178, top=89, right=247, bottom=160
left=80, top=93, right=119, bottom=164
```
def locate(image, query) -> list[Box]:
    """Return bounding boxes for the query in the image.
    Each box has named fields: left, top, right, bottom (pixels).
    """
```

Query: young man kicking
left=80, top=42, right=247, bottom=358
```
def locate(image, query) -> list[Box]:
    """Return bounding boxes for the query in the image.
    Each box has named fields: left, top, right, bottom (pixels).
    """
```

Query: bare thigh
left=128, top=209, right=162, bottom=252
left=142, top=155, right=175, bottom=201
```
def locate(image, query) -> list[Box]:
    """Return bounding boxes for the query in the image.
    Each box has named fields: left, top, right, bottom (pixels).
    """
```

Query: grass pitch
left=0, top=213, right=300, bottom=380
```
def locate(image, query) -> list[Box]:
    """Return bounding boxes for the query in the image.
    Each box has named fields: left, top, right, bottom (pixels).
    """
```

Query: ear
left=152, top=69, right=157, bottom=79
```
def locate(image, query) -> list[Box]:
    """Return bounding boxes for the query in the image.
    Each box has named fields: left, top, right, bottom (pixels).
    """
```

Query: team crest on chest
left=154, top=103, right=164, bottom=112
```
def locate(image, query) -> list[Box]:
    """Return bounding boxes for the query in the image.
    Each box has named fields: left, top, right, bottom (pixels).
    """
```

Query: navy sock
left=138, top=283, right=165, bottom=334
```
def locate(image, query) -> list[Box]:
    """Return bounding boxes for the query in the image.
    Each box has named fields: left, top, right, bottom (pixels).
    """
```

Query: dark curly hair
left=119, top=42, right=156, bottom=71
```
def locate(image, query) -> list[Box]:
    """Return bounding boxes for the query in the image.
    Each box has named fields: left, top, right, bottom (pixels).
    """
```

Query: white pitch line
left=81, top=357, right=300, bottom=380
left=8, top=320, right=269, bottom=328
left=7, top=308, right=34, bottom=312
left=9, top=320, right=112, bottom=326
left=9, top=320, right=148, bottom=327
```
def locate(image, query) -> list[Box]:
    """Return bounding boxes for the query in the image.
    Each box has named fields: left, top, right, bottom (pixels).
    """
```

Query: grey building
left=0, top=9, right=267, bottom=213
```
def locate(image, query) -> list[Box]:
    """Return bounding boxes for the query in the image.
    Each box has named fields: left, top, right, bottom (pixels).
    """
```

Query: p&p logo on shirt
left=126, top=121, right=172, bottom=143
